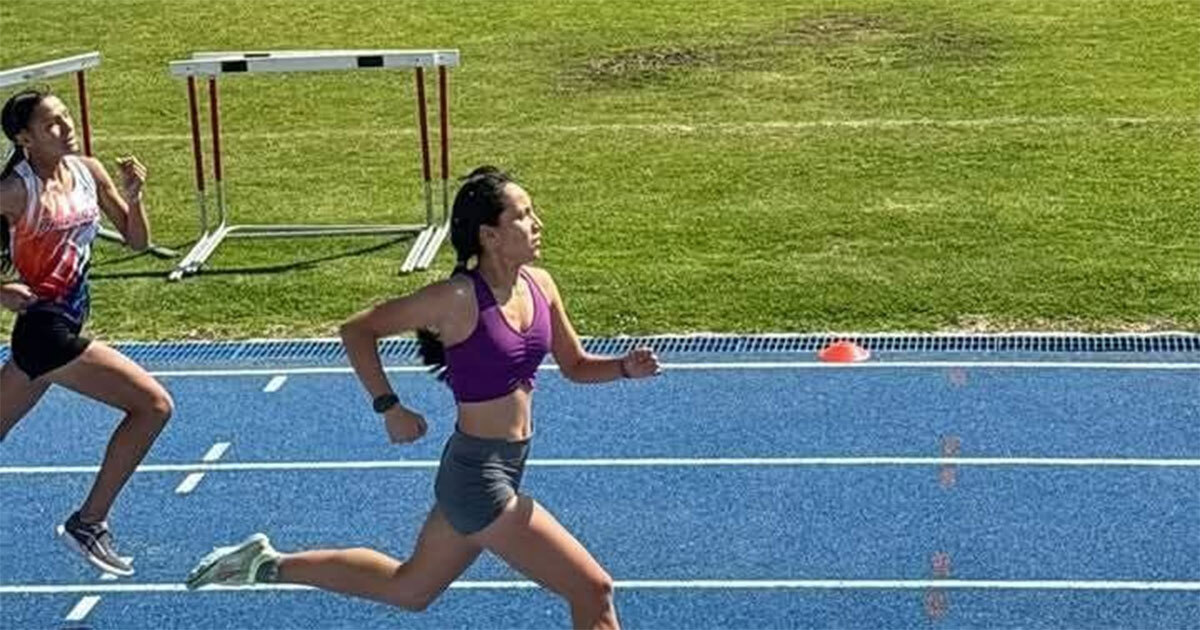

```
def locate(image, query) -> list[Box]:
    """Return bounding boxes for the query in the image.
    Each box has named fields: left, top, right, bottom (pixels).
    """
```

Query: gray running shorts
left=434, top=428, right=531, bottom=535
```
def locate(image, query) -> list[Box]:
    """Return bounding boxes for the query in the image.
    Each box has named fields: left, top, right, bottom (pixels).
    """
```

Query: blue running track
left=1, top=336, right=1198, bottom=629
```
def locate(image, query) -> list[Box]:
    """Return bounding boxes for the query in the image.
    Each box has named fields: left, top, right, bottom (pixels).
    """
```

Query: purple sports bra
left=444, top=267, right=552, bottom=403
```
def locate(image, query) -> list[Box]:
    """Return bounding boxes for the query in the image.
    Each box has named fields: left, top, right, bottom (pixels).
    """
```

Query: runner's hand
left=383, top=405, right=428, bottom=444
left=0, top=283, right=36, bottom=314
left=117, top=156, right=147, bottom=200
left=621, top=347, right=661, bottom=379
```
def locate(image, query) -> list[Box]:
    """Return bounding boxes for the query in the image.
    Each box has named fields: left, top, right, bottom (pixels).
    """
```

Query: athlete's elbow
left=559, top=360, right=589, bottom=383
left=337, top=320, right=360, bottom=342
left=338, top=319, right=375, bottom=345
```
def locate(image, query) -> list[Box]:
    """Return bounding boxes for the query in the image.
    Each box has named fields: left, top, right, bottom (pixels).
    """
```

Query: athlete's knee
left=379, top=559, right=443, bottom=612
left=1, top=408, right=24, bottom=441
left=389, top=591, right=434, bottom=612
left=570, top=570, right=615, bottom=613
left=133, top=388, right=174, bottom=428
left=384, top=583, right=441, bottom=612
left=153, top=391, right=175, bottom=423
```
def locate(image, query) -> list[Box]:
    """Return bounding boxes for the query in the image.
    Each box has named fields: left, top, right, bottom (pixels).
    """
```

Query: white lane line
left=7, top=456, right=1200, bottom=476
left=661, top=361, right=1200, bottom=370
left=142, top=361, right=1200, bottom=377
left=8, top=578, right=1200, bottom=595
left=263, top=376, right=287, bottom=393
left=173, top=442, right=232, bottom=494
left=64, top=594, right=101, bottom=621
left=173, top=473, right=206, bottom=494
left=100, top=115, right=1200, bottom=142
left=202, top=442, right=231, bottom=462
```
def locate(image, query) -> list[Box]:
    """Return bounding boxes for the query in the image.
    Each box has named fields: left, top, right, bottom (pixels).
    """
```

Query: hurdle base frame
left=167, top=219, right=448, bottom=281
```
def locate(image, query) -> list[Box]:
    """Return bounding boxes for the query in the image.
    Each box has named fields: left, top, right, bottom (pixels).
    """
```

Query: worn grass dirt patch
left=777, top=13, right=892, bottom=46
left=574, top=46, right=720, bottom=86
left=563, top=11, right=1004, bottom=88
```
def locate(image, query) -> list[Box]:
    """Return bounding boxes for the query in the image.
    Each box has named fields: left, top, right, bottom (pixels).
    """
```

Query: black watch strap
left=372, top=393, right=400, bottom=413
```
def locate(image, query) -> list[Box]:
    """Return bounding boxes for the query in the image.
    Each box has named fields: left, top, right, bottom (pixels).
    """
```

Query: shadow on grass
left=91, top=235, right=416, bottom=280
left=92, top=239, right=195, bottom=267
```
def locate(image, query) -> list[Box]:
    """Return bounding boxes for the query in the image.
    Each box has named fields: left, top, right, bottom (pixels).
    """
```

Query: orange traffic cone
left=817, top=340, right=870, bottom=363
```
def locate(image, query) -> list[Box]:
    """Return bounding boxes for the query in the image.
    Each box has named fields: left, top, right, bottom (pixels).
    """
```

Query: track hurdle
left=0, top=52, right=178, bottom=259
left=166, top=49, right=458, bottom=281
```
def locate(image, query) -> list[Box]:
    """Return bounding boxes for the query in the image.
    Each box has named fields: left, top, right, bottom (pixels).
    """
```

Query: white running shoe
left=185, top=533, right=279, bottom=590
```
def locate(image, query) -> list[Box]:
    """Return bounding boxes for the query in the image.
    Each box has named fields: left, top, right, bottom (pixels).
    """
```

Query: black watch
left=372, top=393, right=400, bottom=413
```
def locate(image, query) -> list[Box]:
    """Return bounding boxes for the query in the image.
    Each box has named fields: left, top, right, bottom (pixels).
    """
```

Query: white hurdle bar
left=166, top=50, right=458, bottom=281
left=0, top=53, right=178, bottom=259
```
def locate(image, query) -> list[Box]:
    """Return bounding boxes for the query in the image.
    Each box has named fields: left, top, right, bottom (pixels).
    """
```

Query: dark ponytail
left=0, top=144, right=28, bottom=275
left=1, top=89, right=51, bottom=275
left=416, top=165, right=516, bottom=378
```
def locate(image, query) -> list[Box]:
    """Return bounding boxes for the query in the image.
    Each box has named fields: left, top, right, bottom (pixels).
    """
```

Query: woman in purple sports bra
left=186, top=166, right=659, bottom=629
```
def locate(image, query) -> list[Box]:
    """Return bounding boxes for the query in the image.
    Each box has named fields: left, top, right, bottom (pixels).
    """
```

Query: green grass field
left=2, top=0, right=1197, bottom=340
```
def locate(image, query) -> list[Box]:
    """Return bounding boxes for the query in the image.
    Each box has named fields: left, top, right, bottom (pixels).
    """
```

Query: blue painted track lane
left=2, top=357, right=1197, bottom=628
left=4, top=366, right=1198, bottom=464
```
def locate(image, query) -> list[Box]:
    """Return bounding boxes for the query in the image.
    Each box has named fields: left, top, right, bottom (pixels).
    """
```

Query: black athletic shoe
left=57, top=511, right=134, bottom=577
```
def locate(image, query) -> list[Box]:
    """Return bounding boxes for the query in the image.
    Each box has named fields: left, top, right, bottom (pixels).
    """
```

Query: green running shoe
left=186, top=533, right=279, bottom=590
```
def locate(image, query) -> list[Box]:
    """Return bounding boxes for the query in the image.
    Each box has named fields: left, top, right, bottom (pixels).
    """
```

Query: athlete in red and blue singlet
left=1, top=89, right=172, bottom=578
